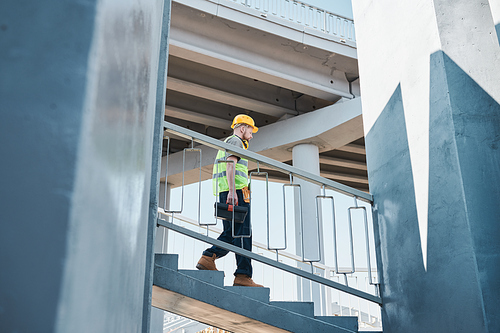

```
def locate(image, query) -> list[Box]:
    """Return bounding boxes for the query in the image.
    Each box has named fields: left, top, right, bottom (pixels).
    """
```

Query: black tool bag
left=214, top=202, right=248, bottom=223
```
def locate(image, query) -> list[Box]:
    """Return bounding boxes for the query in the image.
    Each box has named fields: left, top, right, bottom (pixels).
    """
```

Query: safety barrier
left=159, top=120, right=380, bottom=307
left=225, top=0, right=356, bottom=42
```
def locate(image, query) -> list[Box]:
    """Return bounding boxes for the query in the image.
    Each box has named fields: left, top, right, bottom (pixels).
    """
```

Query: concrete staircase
left=152, top=254, right=360, bottom=333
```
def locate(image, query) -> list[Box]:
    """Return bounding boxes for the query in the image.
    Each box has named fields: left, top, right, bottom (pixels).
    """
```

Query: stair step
left=224, top=286, right=270, bottom=303
left=315, top=315, right=358, bottom=332
left=154, top=253, right=178, bottom=270
left=154, top=263, right=356, bottom=332
left=270, top=301, right=314, bottom=317
left=179, top=270, right=225, bottom=287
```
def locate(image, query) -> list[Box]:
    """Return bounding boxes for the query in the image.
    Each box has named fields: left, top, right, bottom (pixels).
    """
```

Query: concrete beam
left=169, top=1, right=358, bottom=101
left=319, top=156, right=367, bottom=170
left=167, top=55, right=334, bottom=116
left=162, top=131, right=191, bottom=144
left=161, top=98, right=364, bottom=187
left=165, top=105, right=231, bottom=129
left=334, top=143, right=365, bottom=155
left=167, top=77, right=294, bottom=117
left=320, top=170, right=369, bottom=185
left=250, top=98, right=364, bottom=154
left=168, top=41, right=350, bottom=102
left=174, top=0, right=358, bottom=57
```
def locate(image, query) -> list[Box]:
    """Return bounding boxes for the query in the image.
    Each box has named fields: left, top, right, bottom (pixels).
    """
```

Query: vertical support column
left=1, top=0, right=168, bottom=332
left=292, top=143, right=325, bottom=315
left=144, top=1, right=172, bottom=332
left=0, top=1, right=98, bottom=331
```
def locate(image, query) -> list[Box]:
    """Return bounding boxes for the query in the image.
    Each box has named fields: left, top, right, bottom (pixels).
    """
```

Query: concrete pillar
left=352, top=0, right=500, bottom=331
left=292, top=143, right=325, bottom=315
left=0, top=0, right=168, bottom=332
left=292, top=144, right=323, bottom=261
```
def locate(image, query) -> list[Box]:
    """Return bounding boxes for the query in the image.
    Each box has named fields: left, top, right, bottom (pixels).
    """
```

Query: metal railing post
left=349, top=196, right=378, bottom=288
left=163, top=145, right=202, bottom=216
left=283, top=175, right=304, bottom=258
left=250, top=166, right=277, bottom=256
left=316, top=185, right=335, bottom=268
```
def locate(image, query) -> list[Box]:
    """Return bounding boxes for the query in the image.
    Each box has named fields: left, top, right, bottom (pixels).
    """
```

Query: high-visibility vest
left=212, top=136, right=249, bottom=195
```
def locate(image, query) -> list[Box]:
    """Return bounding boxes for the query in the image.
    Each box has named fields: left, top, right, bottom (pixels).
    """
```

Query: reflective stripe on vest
left=212, top=136, right=249, bottom=195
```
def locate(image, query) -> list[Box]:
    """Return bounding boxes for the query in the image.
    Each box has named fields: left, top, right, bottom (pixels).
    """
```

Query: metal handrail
left=163, top=120, right=372, bottom=202
left=160, top=120, right=380, bottom=304
left=157, top=217, right=381, bottom=304
left=158, top=209, right=378, bottom=274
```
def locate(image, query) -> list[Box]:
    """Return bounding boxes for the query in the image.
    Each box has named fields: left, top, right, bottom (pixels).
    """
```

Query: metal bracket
left=316, top=187, right=335, bottom=271
left=283, top=175, right=309, bottom=262
left=163, top=138, right=202, bottom=217
left=348, top=196, right=378, bottom=286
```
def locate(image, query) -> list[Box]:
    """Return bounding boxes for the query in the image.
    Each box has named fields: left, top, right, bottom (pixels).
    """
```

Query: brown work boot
left=233, top=274, right=263, bottom=287
left=196, top=254, right=218, bottom=271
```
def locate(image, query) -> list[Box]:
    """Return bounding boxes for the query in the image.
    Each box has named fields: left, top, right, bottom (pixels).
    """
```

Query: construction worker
left=196, top=114, right=263, bottom=287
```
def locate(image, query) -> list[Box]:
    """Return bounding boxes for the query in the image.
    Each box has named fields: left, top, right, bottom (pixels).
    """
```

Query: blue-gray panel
left=365, top=51, right=499, bottom=333
left=0, top=0, right=96, bottom=332
left=145, top=2, right=172, bottom=332
left=442, top=52, right=500, bottom=332
left=54, top=0, right=166, bottom=332
left=364, top=85, right=424, bottom=332
left=425, top=51, right=485, bottom=332
left=496, top=24, right=500, bottom=45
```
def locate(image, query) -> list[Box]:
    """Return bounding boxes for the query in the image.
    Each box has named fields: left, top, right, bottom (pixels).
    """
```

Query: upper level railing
left=158, top=120, right=381, bottom=306
left=225, top=0, right=356, bottom=42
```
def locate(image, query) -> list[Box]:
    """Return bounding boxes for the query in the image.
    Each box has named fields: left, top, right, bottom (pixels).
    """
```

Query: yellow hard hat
left=231, top=114, right=258, bottom=133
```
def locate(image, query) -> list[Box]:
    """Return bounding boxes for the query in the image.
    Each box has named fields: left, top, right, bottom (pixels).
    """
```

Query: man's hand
left=225, top=155, right=239, bottom=206
left=226, top=189, right=238, bottom=206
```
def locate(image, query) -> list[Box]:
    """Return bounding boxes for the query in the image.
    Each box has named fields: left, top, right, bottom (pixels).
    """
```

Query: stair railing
left=158, top=120, right=381, bottom=305
left=159, top=210, right=382, bottom=326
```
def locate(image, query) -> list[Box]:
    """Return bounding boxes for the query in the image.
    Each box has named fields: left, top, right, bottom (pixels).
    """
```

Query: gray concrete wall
left=0, top=0, right=166, bottom=332
left=487, top=1, right=500, bottom=44
left=352, top=0, right=500, bottom=332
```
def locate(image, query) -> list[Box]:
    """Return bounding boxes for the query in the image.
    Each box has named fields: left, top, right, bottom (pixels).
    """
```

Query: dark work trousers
left=203, top=189, right=253, bottom=277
